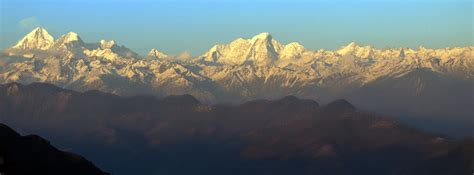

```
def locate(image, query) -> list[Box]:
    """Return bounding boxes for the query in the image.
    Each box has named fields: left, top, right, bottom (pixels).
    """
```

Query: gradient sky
left=0, top=0, right=472, bottom=55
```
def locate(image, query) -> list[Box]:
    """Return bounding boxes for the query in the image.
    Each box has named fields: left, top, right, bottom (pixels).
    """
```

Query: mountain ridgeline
left=0, top=82, right=473, bottom=175
left=0, top=122, right=108, bottom=175
left=1, top=27, right=473, bottom=137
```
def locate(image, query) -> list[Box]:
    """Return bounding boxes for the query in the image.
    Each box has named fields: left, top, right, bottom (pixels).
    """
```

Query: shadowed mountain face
left=0, top=123, right=108, bottom=175
left=0, top=83, right=472, bottom=175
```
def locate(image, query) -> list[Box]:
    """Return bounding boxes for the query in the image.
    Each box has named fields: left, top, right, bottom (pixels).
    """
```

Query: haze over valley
left=1, top=83, right=473, bottom=175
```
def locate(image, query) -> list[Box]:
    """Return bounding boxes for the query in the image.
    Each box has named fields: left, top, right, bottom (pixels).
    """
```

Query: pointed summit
left=147, top=48, right=169, bottom=59
left=336, top=42, right=374, bottom=58
left=346, top=42, right=358, bottom=47
left=54, top=32, right=85, bottom=49
left=337, top=42, right=360, bottom=55
left=13, top=27, right=54, bottom=50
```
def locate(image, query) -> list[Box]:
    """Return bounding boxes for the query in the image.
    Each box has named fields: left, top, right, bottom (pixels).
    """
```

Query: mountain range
left=0, top=82, right=473, bottom=175
left=1, top=27, right=473, bottom=137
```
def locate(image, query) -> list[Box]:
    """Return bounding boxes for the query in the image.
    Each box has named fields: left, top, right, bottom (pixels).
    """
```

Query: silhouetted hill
left=0, top=123, right=108, bottom=175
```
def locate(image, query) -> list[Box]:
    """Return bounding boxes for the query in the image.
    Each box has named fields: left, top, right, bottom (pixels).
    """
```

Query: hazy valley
left=1, top=82, right=473, bottom=175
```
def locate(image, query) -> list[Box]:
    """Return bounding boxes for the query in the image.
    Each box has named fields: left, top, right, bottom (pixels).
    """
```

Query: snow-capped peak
left=54, top=32, right=85, bottom=49
left=345, top=42, right=358, bottom=48
left=250, top=32, right=273, bottom=42
left=100, top=40, right=116, bottom=49
left=13, top=27, right=55, bottom=50
left=60, top=32, right=81, bottom=43
left=147, top=48, right=169, bottom=59
left=83, top=39, right=140, bottom=60
left=198, top=32, right=283, bottom=66
left=285, top=42, right=306, bottom=51
left=336, top=42, right=375, bottom=58
left=337, top=42, right=360, bottom=55
left=280, top=42, right=308, bottom=59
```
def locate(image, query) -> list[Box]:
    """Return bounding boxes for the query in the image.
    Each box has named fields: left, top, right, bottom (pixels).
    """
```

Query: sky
left=0, top=0, right=472, bottom=55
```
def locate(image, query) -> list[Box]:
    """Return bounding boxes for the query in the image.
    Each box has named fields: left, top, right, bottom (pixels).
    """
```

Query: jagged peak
left=27, top=27, right=53, bottom=40
left=13, top=27, right=55, bottom=50
left=99, top=40, right=116, bottom=49
left=148, top=48, right=159, bottom=54
left=337, top=42, right=357, bottom=55
left=340, top=42, right=359, bottom=50
left=148, top=48, right=169, bottom=59
left=336, top=42, right=375, bottom=56
left=54, top=32, right=84, bottom=48
left=29, top=27, right=50, bottom=35
left=60, top=32, right=81, bottom=42
left=83, top=39, right=140, bottom=60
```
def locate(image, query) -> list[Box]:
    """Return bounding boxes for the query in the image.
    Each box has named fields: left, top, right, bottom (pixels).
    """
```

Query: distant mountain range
left=0, top=82, right=472, bottom=175
left=1, top=27, right=473, bottom=137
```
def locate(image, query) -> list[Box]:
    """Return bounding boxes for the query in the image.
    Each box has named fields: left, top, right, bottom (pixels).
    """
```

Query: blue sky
left=0, top=0, right=472, bottom=55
